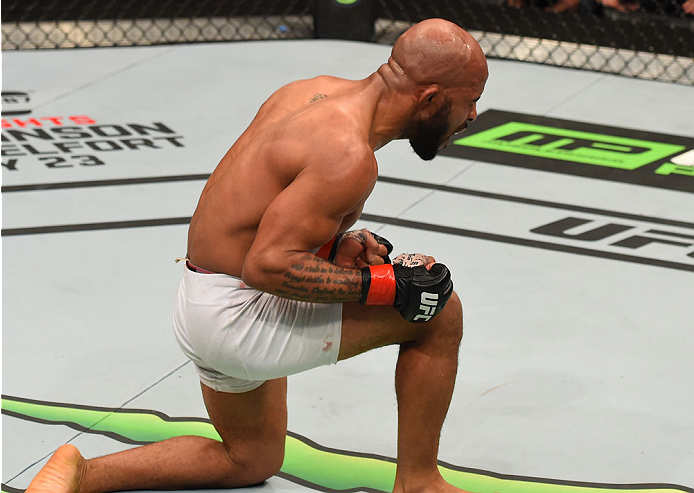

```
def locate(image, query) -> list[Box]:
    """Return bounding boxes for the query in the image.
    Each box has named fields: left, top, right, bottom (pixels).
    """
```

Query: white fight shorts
left=173, top=262, right=342, bottom=393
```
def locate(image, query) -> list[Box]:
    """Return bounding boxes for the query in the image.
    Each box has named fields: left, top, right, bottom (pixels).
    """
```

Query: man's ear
left=418, top=85, right=440, bottom=104
left=416, top=85, right=442, bottom=117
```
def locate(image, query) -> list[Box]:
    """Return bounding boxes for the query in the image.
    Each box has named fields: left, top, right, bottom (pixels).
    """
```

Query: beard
left=406, top=100, right=452, bottom=161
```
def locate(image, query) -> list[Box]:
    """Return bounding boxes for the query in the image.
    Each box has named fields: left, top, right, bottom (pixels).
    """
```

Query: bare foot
left=26, top=444, right=86, bottom=493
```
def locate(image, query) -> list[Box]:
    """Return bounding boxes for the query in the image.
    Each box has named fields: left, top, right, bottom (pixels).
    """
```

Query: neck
left=364, top=69, right=415, bottom=151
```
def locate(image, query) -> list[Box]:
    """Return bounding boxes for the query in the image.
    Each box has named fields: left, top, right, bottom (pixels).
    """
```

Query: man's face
left=407, top=100, right=453, bottom=161
left=437, top=82, right=485, bottom=150
left=407, top=80, right=485, bottom=161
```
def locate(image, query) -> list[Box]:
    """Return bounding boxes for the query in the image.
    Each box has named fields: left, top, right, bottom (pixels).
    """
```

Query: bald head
left=390, top=19, right=487, bottom=89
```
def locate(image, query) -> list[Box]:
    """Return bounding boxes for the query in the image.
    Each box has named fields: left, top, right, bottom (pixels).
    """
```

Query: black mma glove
left=360, top=261, right=454, bottom=323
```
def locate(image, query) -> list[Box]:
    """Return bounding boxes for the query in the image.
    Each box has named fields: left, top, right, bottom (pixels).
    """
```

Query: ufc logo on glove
left=414, top=292, right=440, bottom=322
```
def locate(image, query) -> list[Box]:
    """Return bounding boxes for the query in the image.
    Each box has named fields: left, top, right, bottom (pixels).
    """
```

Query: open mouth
left=448, top=125, right=468, bottom=142
left=439, top=124, right=471, bottom=151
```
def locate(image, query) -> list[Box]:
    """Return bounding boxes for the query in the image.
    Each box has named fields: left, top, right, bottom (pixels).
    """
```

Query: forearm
left=246, top=252, right=363, bottom=303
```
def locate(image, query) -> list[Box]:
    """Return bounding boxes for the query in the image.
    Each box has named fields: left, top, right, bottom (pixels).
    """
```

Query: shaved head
left=390, top=19, right=487, bottom=89
left=374, top=19, right=488, bottom=160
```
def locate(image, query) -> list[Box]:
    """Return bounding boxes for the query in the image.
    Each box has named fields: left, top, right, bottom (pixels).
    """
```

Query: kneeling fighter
left=27, top=17, right=488, bottom=493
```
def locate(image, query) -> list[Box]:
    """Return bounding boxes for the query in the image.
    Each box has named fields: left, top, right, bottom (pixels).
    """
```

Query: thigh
left=338, top=291, right=462, bottom=361
left=338, top=302, right=422, bottom=361
left=201, top=378, right=287, bottom=455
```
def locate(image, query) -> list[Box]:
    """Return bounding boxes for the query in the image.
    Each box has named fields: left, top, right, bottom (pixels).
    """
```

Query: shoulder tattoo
left=309, top=93, right=328, bottom=103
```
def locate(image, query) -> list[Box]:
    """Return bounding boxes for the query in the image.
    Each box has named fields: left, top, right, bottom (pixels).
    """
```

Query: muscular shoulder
left=264, top=117, right=376, bottom=219
left=261, top=75, right=345, bottom=113
left=300, top=107, right=373, bottom=171
left=257, top=77, right=378, bottom=191
left=276, top=127, right=375, bottom=191
left=268, top=94, right=374, bottom=166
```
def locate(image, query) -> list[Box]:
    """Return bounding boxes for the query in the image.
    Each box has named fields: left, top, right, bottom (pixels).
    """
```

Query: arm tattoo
left=273, top=253, right=361, bottom=303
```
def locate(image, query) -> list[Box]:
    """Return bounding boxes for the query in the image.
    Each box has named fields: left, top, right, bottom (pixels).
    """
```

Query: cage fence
left=2, top=0, right=693, bottom=85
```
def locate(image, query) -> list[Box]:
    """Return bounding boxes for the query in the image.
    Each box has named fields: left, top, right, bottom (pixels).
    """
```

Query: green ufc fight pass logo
left=439, top=110, right=693, bottom=193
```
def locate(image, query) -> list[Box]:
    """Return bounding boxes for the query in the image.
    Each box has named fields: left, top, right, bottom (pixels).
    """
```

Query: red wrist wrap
left=315, top=236, right=337, bottom=260
left=365, top=264, right=396, bottom=305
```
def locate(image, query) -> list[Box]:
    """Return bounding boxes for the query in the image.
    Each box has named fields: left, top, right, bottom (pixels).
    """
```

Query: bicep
left=248, top=166, right=371, bottom=266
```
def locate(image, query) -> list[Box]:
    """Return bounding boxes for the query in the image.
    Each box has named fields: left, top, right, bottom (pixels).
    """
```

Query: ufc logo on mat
left=413, top=292, right=439, bottom=322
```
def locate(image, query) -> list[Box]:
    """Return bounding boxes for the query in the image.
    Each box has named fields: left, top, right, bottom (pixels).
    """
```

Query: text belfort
left=1, top=116, right=184, bottom=171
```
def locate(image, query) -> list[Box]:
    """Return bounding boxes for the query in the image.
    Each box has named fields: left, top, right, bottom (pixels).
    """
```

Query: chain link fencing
left=2, top=0, right=693, bottom=85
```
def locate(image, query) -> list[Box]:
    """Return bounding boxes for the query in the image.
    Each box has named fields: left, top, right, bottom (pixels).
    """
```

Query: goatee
left=406, top=100, right=452, bottom=161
